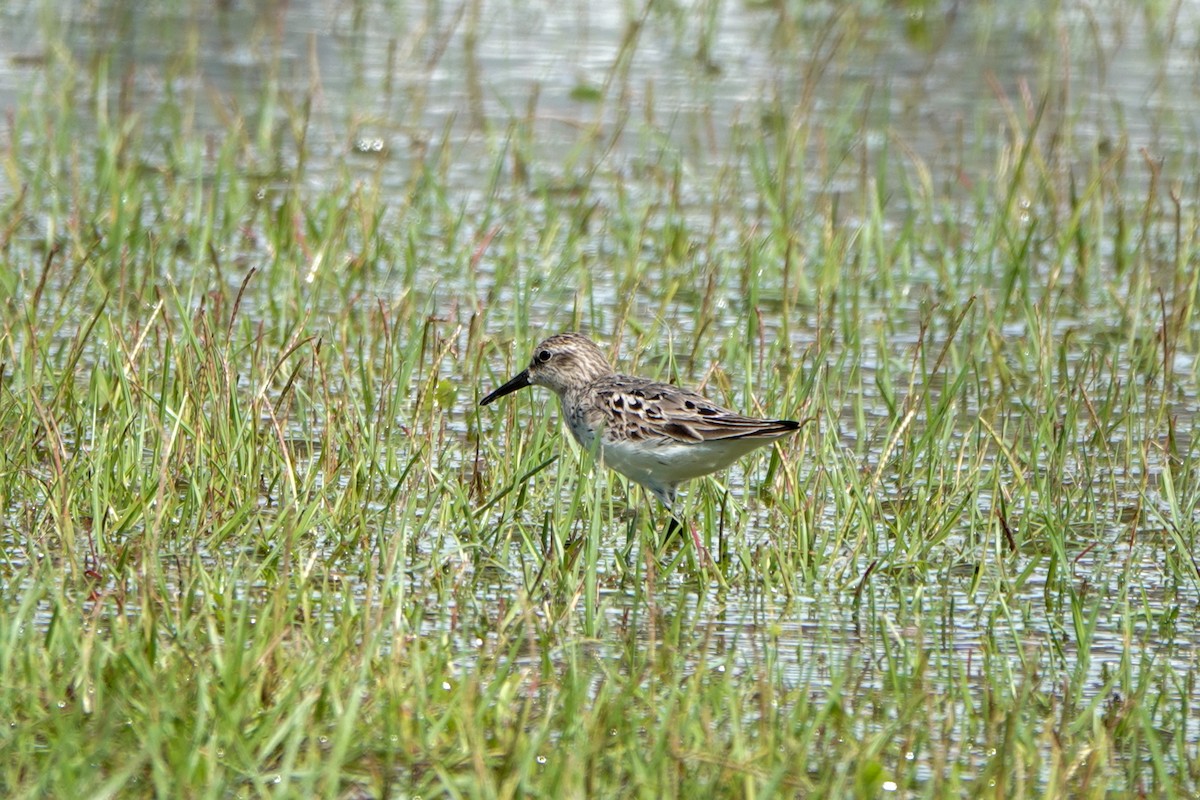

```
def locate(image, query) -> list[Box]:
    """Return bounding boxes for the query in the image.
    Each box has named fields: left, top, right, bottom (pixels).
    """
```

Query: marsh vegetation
left=2, top=0, right=1200, bottom=796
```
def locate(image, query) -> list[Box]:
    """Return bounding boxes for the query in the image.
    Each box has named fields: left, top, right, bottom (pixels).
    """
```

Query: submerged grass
left=2, top=1, right=1200, bottom=797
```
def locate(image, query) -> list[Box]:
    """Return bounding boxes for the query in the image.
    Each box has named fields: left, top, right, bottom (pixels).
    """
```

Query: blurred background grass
left=1, top=1, right=1199, bottom=797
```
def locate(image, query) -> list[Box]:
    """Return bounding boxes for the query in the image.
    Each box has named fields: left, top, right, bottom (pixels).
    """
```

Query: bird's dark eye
left=537, top=350, right=552, bottom=363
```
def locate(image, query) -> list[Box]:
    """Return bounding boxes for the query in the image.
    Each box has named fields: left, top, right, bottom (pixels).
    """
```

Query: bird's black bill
left=479, top=369, right=531, bottom=406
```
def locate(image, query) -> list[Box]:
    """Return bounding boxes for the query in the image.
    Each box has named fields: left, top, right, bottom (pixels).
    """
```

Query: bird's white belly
left=564, top=405, right=766, bottom=493
left=597, top=435, right=758, bottom=488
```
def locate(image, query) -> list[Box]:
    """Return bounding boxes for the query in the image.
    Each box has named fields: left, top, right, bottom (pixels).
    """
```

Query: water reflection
left=3, top=0, right=1200, bottom=791
left=6, top=1, right=1199, bottom=194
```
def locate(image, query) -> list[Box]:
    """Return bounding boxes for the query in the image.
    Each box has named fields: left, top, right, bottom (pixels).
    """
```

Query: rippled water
left=4, top=0, right=1200, bottom=790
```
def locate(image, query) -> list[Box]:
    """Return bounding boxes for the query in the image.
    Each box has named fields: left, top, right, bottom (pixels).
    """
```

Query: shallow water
left=4, top=0, right=1200, bottom=792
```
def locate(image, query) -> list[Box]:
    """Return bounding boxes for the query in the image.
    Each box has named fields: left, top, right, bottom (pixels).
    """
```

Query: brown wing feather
left=592, top=376, right=798, bottom=445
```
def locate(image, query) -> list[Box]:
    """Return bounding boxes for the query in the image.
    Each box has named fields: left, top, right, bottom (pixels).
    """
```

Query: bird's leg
left=664, top=513, right=685, bottom=541
left=663, top=509, right=713, bottom=568
left=652, top=488, right=713, bottom=568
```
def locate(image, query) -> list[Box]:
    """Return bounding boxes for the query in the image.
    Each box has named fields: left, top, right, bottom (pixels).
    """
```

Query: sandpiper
left=479, top=332, right=800, bottom=558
